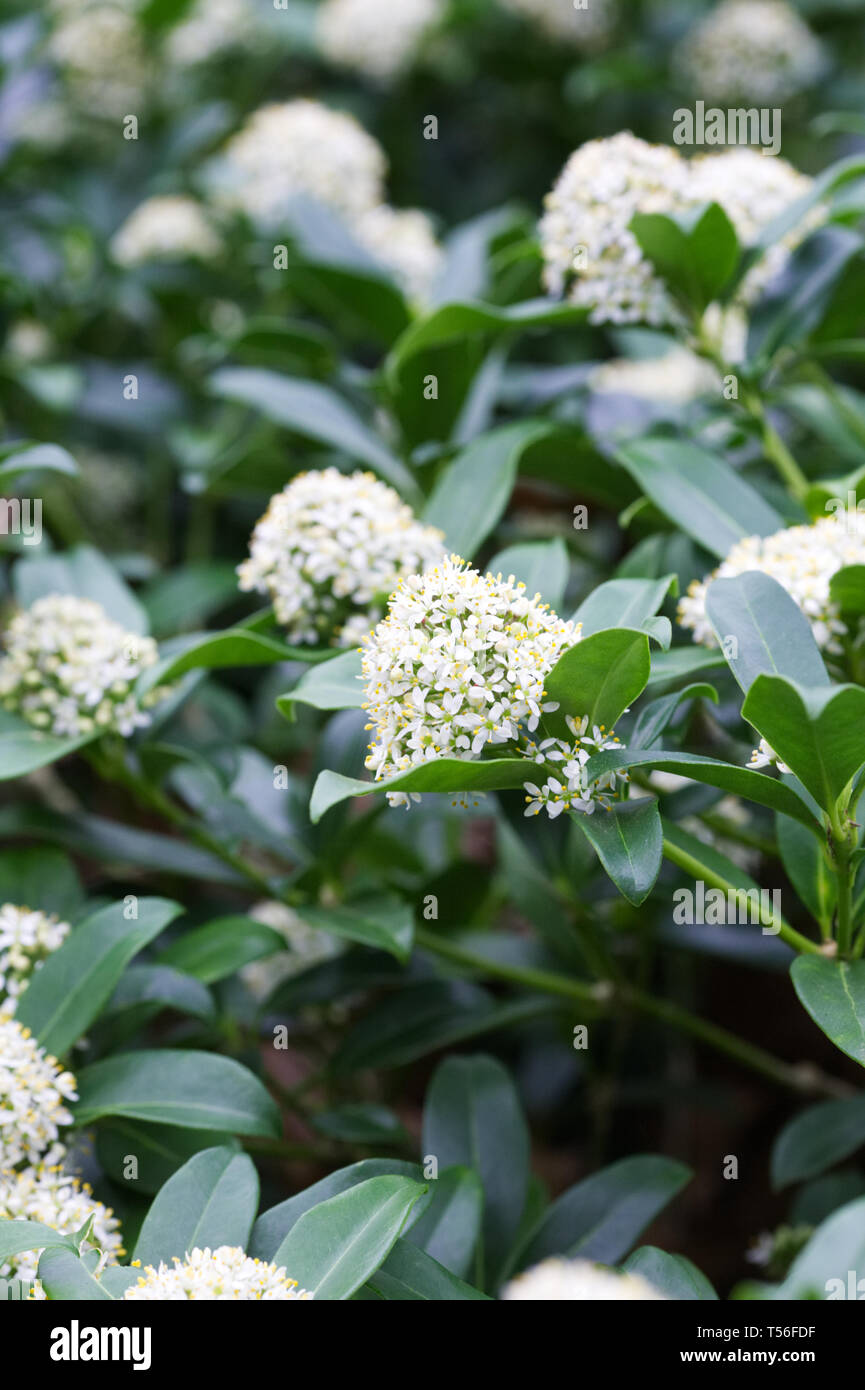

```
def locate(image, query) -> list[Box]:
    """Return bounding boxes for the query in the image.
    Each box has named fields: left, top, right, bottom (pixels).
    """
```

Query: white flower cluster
left=362, top=555, right=626, bottom=817
left=316, top=0, right=443, bottom=83
left=690, top=150, right=819, bottom=304
left=0, top=905, right=70, bottom=1020
left=500, top=0, right=616, bottom=47
left=123, top=1245, right=313, bottom=1300
left=675, top=0, right=823, bottom=105
left=0, top=1019, right=77, bottom=1169
left=501, top=1257, right=666, bottom=1300
left=0, top=1160, right=124, bottom=1296
left=539, top=133, right=694, bottom=326
left=540, top=134, right=820, bottom=323
left=355, top=205, right=444, bottom=305
left=589, top=345, right=719, bottom=403
left=0, top=595, right=172, bottom=739
left=215, top=99, right=442, bottom=302
left=238, top=469, right=445, bottom=648
left=678, top=509, right=865, bottom=655
left=523, top=715, right=627, bottom=819
left=111, top=196, right=222, bottom=266
left=240, top=900, right=342, bottom=1001
left=47, top=3, right=151, bottom=120
left=166, top=0, right=264, bottom=65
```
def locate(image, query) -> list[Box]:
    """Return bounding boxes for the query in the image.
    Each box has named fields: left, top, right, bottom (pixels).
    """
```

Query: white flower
left=589, top=345, right=719, bottom=403
left=500, top=0, right=616, bottom=47
left=0, top=595, right=172, bottom=739
left=240, top=901, right=342, bottom=1001
left=675, top=0, right=824, bottom=105
left=166, top=0, right=264, bottom=65
left=361, top=555, right=625, bottom=812
left=316, top=0, right=443, bottom=82
left=48, top=4, right=151, bottom=119
left=678, top=509, right=865, bottom=655
left=748, top=738, right=792, bottom=775
left=111, top=196, right=222, bottom=266
left=355, top=205, right=443, bottom=305
left=0, top=905, right=71, bottom=1020
left=0, top=1157, right=124, bottom=1296
left=522, top=716, right=628, bottom=820
left=238, top=469, right=445, bottom=647
left=0, top=1019, right=77, bottom=1169
left=539, top=133, right=693, bottom=325
left=501, top=1257, right=666, bottom=1300
left=689, top=150, right=821, bottom=304
left=215, top=99, right=387, bottom=226
left=123, top=1245, right=313, bottom=1300
left=4, top=320, right=53, bottom=363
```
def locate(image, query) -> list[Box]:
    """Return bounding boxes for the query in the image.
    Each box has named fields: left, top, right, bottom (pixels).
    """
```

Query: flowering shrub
left=4, top=0, right=865, bottom=1329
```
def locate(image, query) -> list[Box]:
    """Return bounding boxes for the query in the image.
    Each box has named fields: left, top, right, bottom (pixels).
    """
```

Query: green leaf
left=791, top=957, right=865, bottom=1067
left=630, top=683, right=719, bottom=750
left=13, top=543, right=149, bottom=634
left=16, top=896, right=182, bottom=1058
left=771, top=1097, right=865, bottom=1189
left=422, top=421, right=553, bottom=558
left=37, top=1247, right=114, bottom=1301
left=422, top=1054, right=529, bottom=1288
left=631, top=202, right=739, bottom=310
left=157, top=916, right=286, bottom=984
left=0, top=710, right=96, bottom=781
left=365, top=1239, right=489, bottom=1300
left=300, top=895, right=414, bottom=963
left=576, top=798, right=663, bottom=906
left=748, top=225, right=865, bottom=362
left=96, top=1122, right=240, bottom=1195
left=514, top=1155, right=691, bottom=1271
left=272, top=1176, right=427, bottom=1300
left=742, top=676, right=865, bottom=811
left=250, top=1159, right=422, bottom=1260
left=0, top=442, right=78, bottom=481
left=0, top=847, right=83, bottom=917
left=73, top=1050, right=282, bottom=1136
left=776, top=813, right=836, bottom=928
left=584, top=748, right=823, bottom=836
left=210, top=367, right=418, bottom=502
left=573, top=575, right=676, bottom=637
left=646, top=646, right=727, bottom=691
left=705, top=572, right=830, bottom=693
left=486, top=539, right=569, bottom=611
left=830, top=564, right=865, bottom=615
left=138, top=629, right=318, bottom=695
left=545, top=628, right=651, bottom=732
left=105, top=964, right=216, bottom=1023
left=311, top=1103, right=407, bottom=1145
left=277, top=649, right=364, bottom=719
left=0, top=1220, right=77, bottom=1261
left=132, top=1146, right=260, bottom=1267
left=776, top=1195, right=865, bottom=1299
left=402, top=1165, right=483, bottom=1278
left=623, top=1246, right=718, bottom=1300
left=616, top=438, right=782, bottom=558
left=310, top=758, right=529, bottom=823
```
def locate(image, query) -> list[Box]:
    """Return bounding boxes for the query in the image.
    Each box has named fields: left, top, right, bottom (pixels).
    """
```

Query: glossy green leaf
left=791, top=956, right=865, bottom=1067
left=631, top=202, right=739, bottom=310
left=37, top=1247, right=114, bottom=1301
left=366, top=1239, right=489, bottom=1300
left=0, top=710, right=96, bottom=781
left=0, top=1220, right=77, bottom=1261
left=623, top=1245, right=718, bottom=1300
left=157, top=916, right=286, bottom=984
left=0, top=441, right=78, bottom=480
left=402, top=1165, right=483, bottom=1278
left=545, top=628, right=651, bottom=732
left=0, top=847, right=83, bottom=917
left=776, top=1195, right=865, bottom=1299
left=573, top=575, right=676, bottom=637
left=277, top=649, right=364, bottom=718
left=486, top=539, right=569, bottom=611
left=705, top=572, right=830, bottom=693
left=771, top=1097, right=865, bottom=1189
left=250, top=1159, right=422, bottom=1261
left=576, top=797, right=663, bottom=906
left=132, top=1146, right=260, bottom=1267
left=300, top=895, right=414, bottom=962
left=310, top=758, right=529, bottom=823
left=742, top=676, right=865, bottom=811
left=830, top=564, right=865, bottom=615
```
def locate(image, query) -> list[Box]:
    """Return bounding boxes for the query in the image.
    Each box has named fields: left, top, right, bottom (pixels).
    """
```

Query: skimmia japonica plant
left=3, top=0, right=865, bottom=1309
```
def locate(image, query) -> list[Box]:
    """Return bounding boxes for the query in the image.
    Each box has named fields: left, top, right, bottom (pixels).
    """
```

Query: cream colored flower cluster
left=0, top=1019, right=77, bottom=1169
left=500, top=0, right=616, bottom=47
left=0, top=1160, right=124, bottom=1296
left=238, top=469, right=445, bottom=648
left=0, top=595, right=172, bottom=739
left=316, top=0, right=443, bottom=82
left=215, top=100, right=442, bottom=302
left=111, top=195, right=222, bottom=266
left=501, top=1256, right=666, bottom=1300
left=0, top=905, right=70, bottom=1020
left=240, top=900, right=342, bottom=1001
left=123, top=1245, right=313, bottom=1300
left=166, top=0, right=264, bottom=65
left=361, top=555, right=606, bottom=812
left=47, top=2, right=151, bottom=120
left=675, top=0, right=823, bottom=105
left=589, top=345, right=719, bottom=403
left=540, top=135, right=819, bottom=324
left=678, top=509, right=865, bottom=655
left=523, top=715, right=627, bottom=819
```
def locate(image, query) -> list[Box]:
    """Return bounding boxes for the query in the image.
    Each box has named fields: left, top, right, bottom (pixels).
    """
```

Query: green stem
left=829, top=805, right=856, bottom=958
